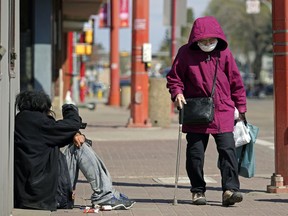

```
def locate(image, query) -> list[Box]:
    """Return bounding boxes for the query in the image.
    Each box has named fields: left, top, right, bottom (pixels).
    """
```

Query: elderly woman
left=167, top=16, right=247, bottom=206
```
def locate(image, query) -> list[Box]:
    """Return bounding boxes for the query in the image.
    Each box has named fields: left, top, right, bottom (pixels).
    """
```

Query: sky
left=94, top=0, right=211, bottom=53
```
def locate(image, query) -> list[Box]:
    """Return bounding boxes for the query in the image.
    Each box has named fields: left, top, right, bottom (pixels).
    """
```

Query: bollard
left=120, top=85, right=131, bottom=108
left=267, top=173, right=288, bottom=193
left=149, top=77, right=171, bottom=127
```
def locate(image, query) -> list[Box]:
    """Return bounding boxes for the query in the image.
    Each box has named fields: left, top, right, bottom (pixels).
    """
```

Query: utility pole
left=170, top=0, right=177, bottom=116
left=127, top=0, right=151, bottom=127
left=108, top=0, right=120, bottom=106
left=171, top=0, right=176, bottom=62
left=267, top=0, right=288, bottom=193
left=64, top=32, right=73, bottom=99
left=79, top=33, right=86, bottom=103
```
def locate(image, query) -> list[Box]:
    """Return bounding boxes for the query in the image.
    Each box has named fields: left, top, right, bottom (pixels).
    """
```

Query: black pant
left=186, top=132, right=240, bottom=193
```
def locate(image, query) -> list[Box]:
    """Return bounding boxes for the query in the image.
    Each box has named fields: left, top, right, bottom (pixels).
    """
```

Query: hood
left=188, top=16, right=228, bottom=51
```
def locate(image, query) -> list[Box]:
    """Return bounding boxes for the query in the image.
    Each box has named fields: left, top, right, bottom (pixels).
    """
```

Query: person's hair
left=15, top=90, right=55, bottom=117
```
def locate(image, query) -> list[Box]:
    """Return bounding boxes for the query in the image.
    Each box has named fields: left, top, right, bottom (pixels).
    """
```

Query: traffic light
left=75, top=19, right=94, bottom=56
left=85, top=30, right=93, bottom=44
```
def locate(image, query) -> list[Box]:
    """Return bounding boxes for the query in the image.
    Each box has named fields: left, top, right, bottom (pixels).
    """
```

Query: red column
left=79, top=33, right=86, bottom=103
left=267, top=0, right=288, bottom=193
left=79, top=59, right=86, bottom=103
left=170, top=0, right=177, bottom=116
left=127, top=0, right=151, bottom=127
left=171, top=0, right=176, bottom=62
left=108, top=0, right=120, bottom=106
left=64, top=32, right=73, bottom=95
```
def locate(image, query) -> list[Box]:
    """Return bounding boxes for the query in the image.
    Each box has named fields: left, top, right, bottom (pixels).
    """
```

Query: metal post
left=108, top=0, right=120, bottom=106
left=127, top=0, right=151, bottom=127
left=267, top=0, right=288, bottom=193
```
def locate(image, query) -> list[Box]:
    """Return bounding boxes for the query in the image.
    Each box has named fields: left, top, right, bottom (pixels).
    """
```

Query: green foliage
left=158, top=29, right=172, bottom=67
left=205, top=0, right=272, bottom=81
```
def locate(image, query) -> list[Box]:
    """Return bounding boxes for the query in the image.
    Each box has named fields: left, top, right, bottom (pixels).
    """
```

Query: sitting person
left=14, top=90, right=135, bottom=211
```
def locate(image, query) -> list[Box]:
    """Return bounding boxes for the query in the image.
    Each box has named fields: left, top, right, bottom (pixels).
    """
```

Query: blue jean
left=62, top=142, right=120, bottom=204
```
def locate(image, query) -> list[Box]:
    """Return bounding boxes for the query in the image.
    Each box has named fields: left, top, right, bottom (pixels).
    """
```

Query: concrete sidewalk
left=13, top=98, right=288, bottom=216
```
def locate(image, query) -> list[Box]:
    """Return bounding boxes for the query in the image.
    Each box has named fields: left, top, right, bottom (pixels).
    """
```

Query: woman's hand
left=239, top=113, right=247, bottom=124
left=174, top=94, right=186, bottom=109
left=73, top=133, right=85, bottom=148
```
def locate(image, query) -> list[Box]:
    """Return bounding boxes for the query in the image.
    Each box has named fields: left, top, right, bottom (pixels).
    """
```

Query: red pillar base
left=267, top=173, right=288, bottom=193
left=126, top=117, right=152, bottom=128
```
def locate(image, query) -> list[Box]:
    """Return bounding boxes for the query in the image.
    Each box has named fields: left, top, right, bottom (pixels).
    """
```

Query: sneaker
left=97, top=196, right=135, bottom=210
left=119, top=193, right=130, bottom=200
left=192, top=192, right=207, bottom=205
left=119, top=193, right=136, bottom=207
left=120, top=193, right=136, bottom=204
left=222, top=190, right=243, bottom=207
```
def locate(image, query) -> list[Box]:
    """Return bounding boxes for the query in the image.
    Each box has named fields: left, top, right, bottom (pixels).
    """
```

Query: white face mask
left=197, top=39, right=218, bottom=52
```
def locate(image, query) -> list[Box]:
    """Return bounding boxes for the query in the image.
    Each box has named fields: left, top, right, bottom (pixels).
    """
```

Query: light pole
left=108, top=0, right=120, bottom=106
left=127, top=0, right=151, bottom=127
left=266, top=0, right=288, bottom=193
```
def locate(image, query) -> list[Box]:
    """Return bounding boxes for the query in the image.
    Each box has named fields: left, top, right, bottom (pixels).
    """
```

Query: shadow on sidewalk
left=87, top=124, right=125, bottom=128
left=255, top=198, right=288, bottom=203
left=77, top=179, right=267, bottom=194
left=113, top=181, right=266, bottom=193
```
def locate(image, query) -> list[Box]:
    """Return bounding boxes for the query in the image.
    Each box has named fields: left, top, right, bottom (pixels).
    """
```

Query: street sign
left=246, top=0, right=260, bottom=14
left=142, top=43, right=152, bottom=62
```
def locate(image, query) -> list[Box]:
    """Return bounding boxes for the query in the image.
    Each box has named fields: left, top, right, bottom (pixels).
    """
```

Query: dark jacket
left=14, top=104, right=81, bottom=211
left=167, top=16, right=246, bottom=134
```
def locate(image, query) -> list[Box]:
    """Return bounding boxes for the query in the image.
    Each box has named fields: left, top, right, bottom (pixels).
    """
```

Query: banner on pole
left=98, top=0, right=129, bottom=28
left=98, top=2, right=109, bottom=28
left=120, top=0, right=129, bottom=28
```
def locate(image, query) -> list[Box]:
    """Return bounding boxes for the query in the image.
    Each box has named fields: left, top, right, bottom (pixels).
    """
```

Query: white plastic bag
left=234, top=107, right=239, bottom=120
left=233, top=121, right=251, bottom=148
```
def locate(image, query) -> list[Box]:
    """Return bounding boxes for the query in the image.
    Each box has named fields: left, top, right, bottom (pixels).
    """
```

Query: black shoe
left=97, top=196, right=135, bottom=210
left=222, top=190, right=243, bottom=207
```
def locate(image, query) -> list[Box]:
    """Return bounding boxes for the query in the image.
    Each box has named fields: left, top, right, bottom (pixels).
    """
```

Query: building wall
left=33, top=0, right=52, bottom=95
left=0, top=0, right=20, bottom=215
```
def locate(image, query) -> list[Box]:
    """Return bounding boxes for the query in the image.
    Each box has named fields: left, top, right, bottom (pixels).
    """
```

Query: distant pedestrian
left=14, top=90, right=135, bottom=211
left=166, top=16, right=247, bottom=206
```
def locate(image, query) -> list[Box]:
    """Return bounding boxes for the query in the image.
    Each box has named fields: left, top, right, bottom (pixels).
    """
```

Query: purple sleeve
left=166, top=50, right=186, bottom=101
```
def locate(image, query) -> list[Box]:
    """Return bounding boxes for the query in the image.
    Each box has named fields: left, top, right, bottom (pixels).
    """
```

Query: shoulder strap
left=211, top=57, right=219, bottom=97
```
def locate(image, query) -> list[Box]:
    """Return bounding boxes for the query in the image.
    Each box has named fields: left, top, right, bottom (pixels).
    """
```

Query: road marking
left=256, top=139, right=274, bottom=150
left=154, top=176, right=217, bottom=185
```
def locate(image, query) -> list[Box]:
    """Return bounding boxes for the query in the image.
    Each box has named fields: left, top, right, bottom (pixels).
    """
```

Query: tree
left=158, top=29, right=171, bottom=68
left=205, top=0, right=272, bottom=83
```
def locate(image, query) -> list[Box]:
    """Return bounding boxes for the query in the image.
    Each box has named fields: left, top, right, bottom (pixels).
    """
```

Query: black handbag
left=182, top=58, right=218, bottom=125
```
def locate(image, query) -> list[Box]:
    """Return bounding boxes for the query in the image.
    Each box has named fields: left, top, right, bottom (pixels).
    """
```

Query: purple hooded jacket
left=166, top=16, right=247, bottom=134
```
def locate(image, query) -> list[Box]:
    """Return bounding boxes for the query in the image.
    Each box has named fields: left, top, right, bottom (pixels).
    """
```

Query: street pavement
left=13, top=98, right=288, bottom=216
